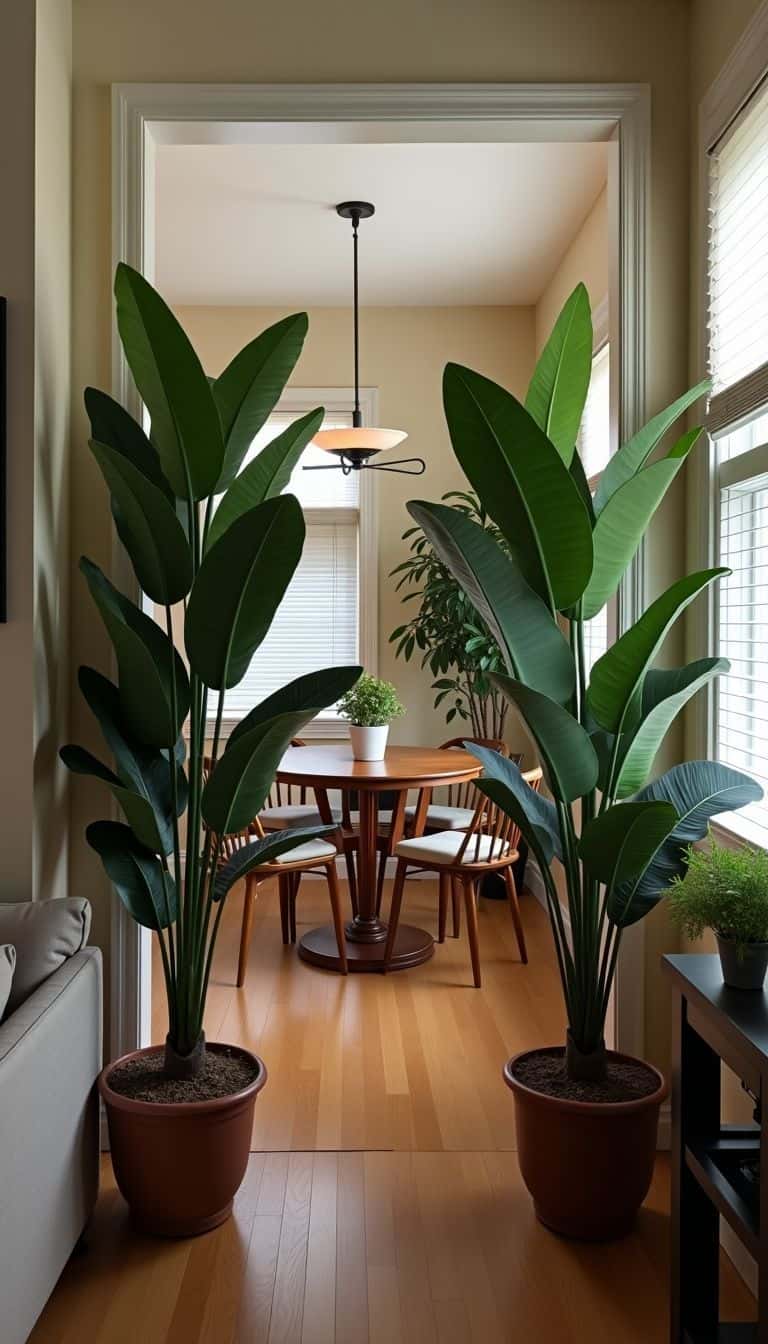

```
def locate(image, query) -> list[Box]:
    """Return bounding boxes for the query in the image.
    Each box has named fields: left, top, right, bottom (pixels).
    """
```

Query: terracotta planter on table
left=99, top=1043, right=266, bottom=1237
left=504, top=1046, right=668, bottom=1241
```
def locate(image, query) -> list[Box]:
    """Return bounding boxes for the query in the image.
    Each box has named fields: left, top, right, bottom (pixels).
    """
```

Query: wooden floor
left=30, top=877, right=756, bottom=1341
left=152, top=875, right=567, bottom=1151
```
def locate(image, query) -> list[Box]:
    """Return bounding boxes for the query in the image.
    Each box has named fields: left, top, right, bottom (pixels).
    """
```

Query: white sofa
left=0, top=899, right=102, bottom=1344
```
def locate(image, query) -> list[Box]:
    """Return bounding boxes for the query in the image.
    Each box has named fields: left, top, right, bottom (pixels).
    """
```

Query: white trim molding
left=111, top=80, right=651, bottom=1061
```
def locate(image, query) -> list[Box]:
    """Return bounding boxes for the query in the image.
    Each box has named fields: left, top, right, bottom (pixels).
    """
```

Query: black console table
left=664, top=954, right=766, bottom=1343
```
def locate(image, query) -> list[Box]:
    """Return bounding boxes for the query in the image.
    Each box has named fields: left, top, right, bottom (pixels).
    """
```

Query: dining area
left=230, top=734, right=539, bottom=992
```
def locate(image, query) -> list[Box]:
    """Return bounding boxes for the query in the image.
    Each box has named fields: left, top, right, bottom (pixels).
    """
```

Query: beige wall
left=535, top=187, right=608, bottom=355
left=0, top=0, right=71, bottom=903
left=175, top=303, right=534, bottom=752
left=34, top=0, right=73, bottom=903
left=71, top=0, right=694, bottom=1066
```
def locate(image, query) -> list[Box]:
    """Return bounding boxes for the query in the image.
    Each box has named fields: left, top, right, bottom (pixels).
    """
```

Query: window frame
left=693, top=1, right=768, bottom=843
left=213, top=385, right=379, bottom=740
left=578, top=297, right=618, bottom=667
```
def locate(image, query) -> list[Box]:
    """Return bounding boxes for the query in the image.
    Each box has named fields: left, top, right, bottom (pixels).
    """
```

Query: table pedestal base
left=299, top=923, right=434, bottom=973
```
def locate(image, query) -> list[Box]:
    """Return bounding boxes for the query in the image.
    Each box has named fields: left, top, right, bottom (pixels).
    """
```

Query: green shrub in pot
left=670, top=837, right=768, bottom=988
left=338, top=672, right=404, bottom=761
left=406, top=281, right=763, bottom=1238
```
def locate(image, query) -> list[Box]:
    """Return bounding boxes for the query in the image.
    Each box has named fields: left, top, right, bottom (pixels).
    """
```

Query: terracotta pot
left=504, top=1046, right=667, bottom=1241
left=99, top=1043, right=266, bottom=1237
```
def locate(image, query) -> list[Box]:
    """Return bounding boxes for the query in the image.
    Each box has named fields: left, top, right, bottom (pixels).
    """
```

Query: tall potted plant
left=62, top=264, right=361, bottom=1236
left=390, top=490, right=508, bottom=738
left=408, top=283, right=762, bottom=1240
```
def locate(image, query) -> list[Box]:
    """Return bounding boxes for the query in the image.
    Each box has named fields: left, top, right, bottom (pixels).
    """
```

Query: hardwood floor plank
left=334, top=1152, right=369, bottom=1344
left=301, top=1153, right=338, bottom=1344
left=268, top=1152, right=313, bottom=1343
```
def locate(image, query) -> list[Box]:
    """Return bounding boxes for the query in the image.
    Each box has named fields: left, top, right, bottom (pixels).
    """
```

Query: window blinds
left=707, top=78, right=768, bottom=432
left=716, top=472, right=768, bottom=842
left=216, top=409, right=360, bottom=724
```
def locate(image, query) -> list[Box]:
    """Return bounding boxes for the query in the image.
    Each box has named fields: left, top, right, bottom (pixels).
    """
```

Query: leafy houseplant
left=390, top=491, right=508, bottom=737
left=338, top=672, right=404, bottom=761
left=670, top=837, right=768, bottom=988
left=62, top=263, right=361, bottom=1235
left=408, top=282, right=762, bottom=1239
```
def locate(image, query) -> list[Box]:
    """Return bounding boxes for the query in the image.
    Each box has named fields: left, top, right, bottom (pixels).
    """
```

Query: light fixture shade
left=312, top=426, right=408, bottom=457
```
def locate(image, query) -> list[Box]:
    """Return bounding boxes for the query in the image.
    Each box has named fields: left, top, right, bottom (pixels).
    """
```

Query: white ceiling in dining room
left=154, top=140, right=608, bottom=308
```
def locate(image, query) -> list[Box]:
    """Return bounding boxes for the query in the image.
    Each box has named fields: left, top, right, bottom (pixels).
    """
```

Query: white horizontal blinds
left=221, top=517, right=359, bottom=718
left=707, top=78, right=768, bottom=432
left=217, top=408, right=360, bottom=722
left=716, top=470, right=768, bottom=842
left=577, top=344, right=610, bottom=481
left=583, top=605, right=608, bottom=676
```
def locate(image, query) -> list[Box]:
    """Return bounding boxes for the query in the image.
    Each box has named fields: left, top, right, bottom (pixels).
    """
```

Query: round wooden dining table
left=276, top=743, right=482, bottom=972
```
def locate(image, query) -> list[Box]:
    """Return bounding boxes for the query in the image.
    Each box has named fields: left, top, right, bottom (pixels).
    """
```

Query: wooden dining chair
left=258, top=737, right=342, bottom=831
left=374, top=738, right=517, bottom=927
left=382, top=766, right=543, bottom=987
left=202, top=757, right=348, bottom=984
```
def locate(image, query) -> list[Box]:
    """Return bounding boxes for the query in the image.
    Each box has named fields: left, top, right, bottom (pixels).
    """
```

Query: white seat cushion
left=403, top=803, right=476, bottom=830
left=394, top=829, right=509, bottom=866
left=347, top=809, right=393, bottom=827
left=273, top=839, right=338, bottom=864
left=260, top=804, right=341, bottom=830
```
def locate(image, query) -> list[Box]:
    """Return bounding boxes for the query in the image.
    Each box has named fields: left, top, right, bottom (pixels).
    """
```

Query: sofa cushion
left=0, top=900, right=91, bottom=1014
left=0, top=944, right=14, bottom=1021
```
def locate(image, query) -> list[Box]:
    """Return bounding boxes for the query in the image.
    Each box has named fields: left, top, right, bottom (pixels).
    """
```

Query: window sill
left=206, top=716, right=349, bottom=743
left=711, top=813, right=768, bottom=852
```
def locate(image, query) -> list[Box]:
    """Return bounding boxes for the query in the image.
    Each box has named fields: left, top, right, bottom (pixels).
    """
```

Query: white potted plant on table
left=338, top=673, right=404, bottom=760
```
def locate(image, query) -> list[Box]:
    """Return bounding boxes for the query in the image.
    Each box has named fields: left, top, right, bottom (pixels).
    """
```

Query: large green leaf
left=593, top=380, right=710, bottom=515
left=608, top=761, right=763, bottom=927
left=442, top=362, right=594, bottom=612
left=490, top=673, right=599, bottom=803
left=228, top=665, right=362, bottom=748
left=614, top=658, right=729, bottom=798
left=87, top=820, right=178, bottom=931
left=77, top=666, right=187, bottom=832
left=114, top=263, right=224, bottom=501
left=90, top=440, right=192, bottom=604
left=407, top=500, right=575, bottom=705
left=59, top=743, right=169, bottom=854
left=202, top=710, right=314, bottom=835
left=587, top=569, right=728, bottom=733
left=525, top=283, right=592, bottom=465
left=81, top=557, right=190, bottom=746
left=185, top=495, right=305, bottom=690
left=213, top=825, right=338, bottom=901
left=581, top=448, right=696, bottom=620
left=206, top=407, right=322, bottom=551
left=84, top=387, right=172, bottom=498
left=579, top=800, right=679, bottom=886
left=466, top=742, right=562, bottom=862
left=213, top=313, right=309, bottom=490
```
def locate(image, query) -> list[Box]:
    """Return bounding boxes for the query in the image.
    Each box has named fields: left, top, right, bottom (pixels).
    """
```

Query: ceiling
left=154, top=141, right=608, bottom=308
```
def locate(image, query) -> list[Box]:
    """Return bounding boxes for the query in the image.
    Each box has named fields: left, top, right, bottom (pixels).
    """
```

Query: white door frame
left=109, top=80, right=651, bottom=1065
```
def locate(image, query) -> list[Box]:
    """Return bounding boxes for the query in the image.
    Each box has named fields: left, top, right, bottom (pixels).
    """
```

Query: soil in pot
left=100, top=1043, right=266, bottom=1238
left=505, top=1046, right=667, bottom=1242
left=107, top=1045, right=259, bottom=1104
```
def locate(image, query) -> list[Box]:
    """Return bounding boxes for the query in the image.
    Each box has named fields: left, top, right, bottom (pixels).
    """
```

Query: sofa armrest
left=0, top=947, right=102, bottom=1344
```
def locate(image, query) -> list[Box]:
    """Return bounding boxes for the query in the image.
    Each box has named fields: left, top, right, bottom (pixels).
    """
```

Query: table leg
left=298, top=787, right=434, bottom=973
left=345, top=790, right=387, bottom=943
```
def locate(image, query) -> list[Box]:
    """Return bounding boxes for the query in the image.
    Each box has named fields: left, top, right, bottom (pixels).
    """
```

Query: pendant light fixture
left=305, top=202, right=425, bottom=477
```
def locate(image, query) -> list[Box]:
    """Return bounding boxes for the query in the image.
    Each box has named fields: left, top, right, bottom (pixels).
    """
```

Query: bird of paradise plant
left=408, top=283, right=762, bottom=1082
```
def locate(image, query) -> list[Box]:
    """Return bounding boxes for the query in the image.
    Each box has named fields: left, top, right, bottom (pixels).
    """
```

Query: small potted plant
left=338, top=673, right=404, bottom=760
left=670, top=837, right=768, bottom=990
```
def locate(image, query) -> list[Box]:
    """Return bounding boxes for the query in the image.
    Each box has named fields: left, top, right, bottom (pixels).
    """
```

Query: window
left=215, top=392, right=375, bottom=735
left=577, top=341, right=615, bottom=673
left=706, top=75, right=768, bottom=841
